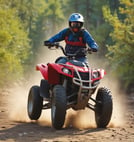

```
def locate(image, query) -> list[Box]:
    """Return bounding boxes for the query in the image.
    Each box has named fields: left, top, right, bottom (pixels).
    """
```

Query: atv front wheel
left=95, top=87, right=113, bottom=128
left=27, top=86, right=43, bottom=120
left=51, top=85, right=67, bottom=130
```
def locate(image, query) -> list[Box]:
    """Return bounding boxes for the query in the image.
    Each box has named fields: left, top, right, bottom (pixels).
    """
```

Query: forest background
left=0, top=0, right=133, bottom=95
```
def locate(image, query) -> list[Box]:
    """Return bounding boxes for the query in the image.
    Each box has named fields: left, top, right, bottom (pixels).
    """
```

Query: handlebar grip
left=44, top=41, right=59, bottom=47
left=44, top=41, right=51, bottom=46
left=92, top=48, right=97, bottom=52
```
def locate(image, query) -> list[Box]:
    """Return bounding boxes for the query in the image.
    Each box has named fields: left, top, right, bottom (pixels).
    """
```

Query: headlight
left=93, top=71, right=100, bottom=78
left=62, top=68, right=71, bottom=75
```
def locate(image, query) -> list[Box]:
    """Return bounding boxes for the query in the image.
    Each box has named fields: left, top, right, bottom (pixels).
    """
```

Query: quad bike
left=27, top=42, right=113, bottom=130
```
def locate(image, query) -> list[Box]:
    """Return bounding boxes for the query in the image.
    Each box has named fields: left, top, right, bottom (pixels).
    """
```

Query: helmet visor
left=70, top=22, right=81, bottom=29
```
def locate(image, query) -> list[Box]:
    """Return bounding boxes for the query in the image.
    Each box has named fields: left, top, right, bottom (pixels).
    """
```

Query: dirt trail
left=0, top=51, right=134, bottom=141
left=0, top=87, right=134, bottom=142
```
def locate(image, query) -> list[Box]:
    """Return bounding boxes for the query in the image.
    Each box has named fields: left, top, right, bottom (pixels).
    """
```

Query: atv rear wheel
left=95, top=87, right=113, bottom=128
left=27, top=86, right=43, bottom=120
left=51, top=85, right=67, bottom=130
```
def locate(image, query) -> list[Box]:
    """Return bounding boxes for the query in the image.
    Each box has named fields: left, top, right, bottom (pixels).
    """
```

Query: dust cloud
left=64, top=109, right=96, bottom=129
left=101, top=76, right=126, bottom=127
left=7, top=47, right=63, bottom=126
left=7, top=48, right=126, bottom=129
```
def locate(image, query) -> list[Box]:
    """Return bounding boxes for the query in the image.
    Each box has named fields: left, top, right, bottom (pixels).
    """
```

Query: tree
left=0, top=1, right=30, bottom=86
left=28, top=0, right=65, bottom=62
left=44, top=0, right=65, bottom=34
left=103, top=0, right=134, bottom=89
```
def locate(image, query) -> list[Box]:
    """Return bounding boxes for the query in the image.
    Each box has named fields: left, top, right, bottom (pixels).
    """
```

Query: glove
left=91, top=48, right=97, bottom=52
left=44, top=40, right=51, bottom=46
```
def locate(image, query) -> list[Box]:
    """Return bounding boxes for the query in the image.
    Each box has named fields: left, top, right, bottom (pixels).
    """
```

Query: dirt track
left=0, top=88, right=134, bottom=142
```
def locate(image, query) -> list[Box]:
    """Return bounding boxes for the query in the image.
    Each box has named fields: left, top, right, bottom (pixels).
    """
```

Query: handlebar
left=44, top=41, right=67, bottom=56
left=44, top=41, right=92, bottom=57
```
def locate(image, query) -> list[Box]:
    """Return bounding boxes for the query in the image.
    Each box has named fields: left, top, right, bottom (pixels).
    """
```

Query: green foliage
left=0, top=48, right=23, bottom=85
left=44, top=0, right=65, bottom=33
left=103, top=0, right=134, bottom=88
left=0, top=0, right=132, bottom=91
left=28, top=0, right=65, bottom=62
left=0, top=1, right=30, bottom=87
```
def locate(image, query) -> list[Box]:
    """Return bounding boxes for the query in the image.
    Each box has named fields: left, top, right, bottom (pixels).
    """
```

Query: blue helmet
left=68, top=13, right=84, bottom=32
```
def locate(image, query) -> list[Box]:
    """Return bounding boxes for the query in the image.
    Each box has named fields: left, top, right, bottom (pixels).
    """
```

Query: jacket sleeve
left=48, top=28, right=68, bottom=42
left=83, top=30, right=99, bottom=52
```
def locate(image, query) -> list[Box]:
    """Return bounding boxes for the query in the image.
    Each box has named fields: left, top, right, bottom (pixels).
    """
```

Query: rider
left=44, top=13, right=99, bottom=64
left=42, top=13, right=99, bottom=101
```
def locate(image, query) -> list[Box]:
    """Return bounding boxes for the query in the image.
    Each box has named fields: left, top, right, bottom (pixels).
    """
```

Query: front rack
left=73, top=68, right=99, bottom=89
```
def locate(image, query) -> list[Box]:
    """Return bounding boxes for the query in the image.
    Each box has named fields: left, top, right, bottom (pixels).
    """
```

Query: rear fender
left=36, top=64, right=48, bottom=80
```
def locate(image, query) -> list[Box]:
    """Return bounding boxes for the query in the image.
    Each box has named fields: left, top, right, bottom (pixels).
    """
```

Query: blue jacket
left=48, top=28, right=99, bottom=57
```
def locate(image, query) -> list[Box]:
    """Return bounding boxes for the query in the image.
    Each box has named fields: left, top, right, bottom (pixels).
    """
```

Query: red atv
left=27, top=43, right=113, bottom=130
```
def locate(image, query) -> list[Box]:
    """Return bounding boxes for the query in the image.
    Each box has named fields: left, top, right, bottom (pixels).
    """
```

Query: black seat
left=68, top=60, right=85, bottom=67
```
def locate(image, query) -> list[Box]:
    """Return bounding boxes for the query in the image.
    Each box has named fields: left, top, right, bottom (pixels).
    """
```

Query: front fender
left=91, top=69, right=106, bottom=82
left=48, top=63, right=74, bottom=84
left=36, top=64, right=48, bottom=80
left=98, top=69, right=106, bottom=78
